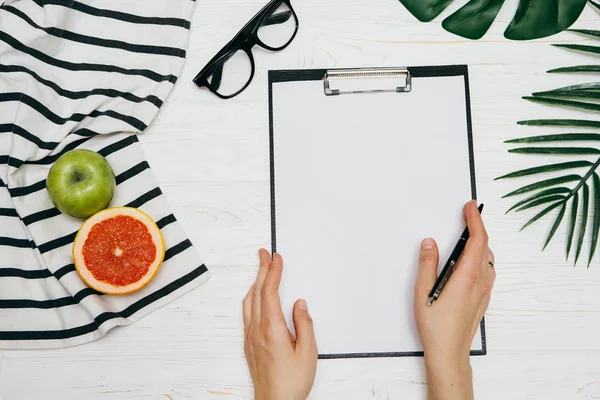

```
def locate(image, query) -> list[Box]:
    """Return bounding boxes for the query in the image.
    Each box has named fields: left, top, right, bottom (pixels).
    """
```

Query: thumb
left=415, top=238, right=439, bottom=300
left=293, top=299, right=317, bottom=355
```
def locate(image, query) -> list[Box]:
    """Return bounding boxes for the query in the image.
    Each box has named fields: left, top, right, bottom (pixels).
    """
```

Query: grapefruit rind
left=72, top=207, right=165, bottom=295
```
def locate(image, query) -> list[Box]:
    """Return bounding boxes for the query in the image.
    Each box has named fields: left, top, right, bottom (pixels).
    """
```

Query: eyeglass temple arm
left=195, top=8, right=293, bottom=88
left=209, top=50, right=240, bottom=90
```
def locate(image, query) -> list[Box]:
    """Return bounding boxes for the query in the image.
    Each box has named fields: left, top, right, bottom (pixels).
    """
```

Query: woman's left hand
left=243, top=249, right=318, bottom=400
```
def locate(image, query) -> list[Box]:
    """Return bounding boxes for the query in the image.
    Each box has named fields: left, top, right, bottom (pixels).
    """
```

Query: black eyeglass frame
left=192, top=0, right=299, bottom=99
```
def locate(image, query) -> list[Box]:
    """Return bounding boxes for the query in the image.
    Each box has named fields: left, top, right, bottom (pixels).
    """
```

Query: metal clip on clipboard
left=323, top=67, right=412, bottom=96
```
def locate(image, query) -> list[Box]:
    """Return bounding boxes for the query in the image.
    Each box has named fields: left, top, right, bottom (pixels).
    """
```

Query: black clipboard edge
left=462, top=65, right=488, bottom=358
left=319, top=348, right=486, bottom=360
left=268, top=65, right=486, bottom=359
left=269, top=64, right=469, bottom=83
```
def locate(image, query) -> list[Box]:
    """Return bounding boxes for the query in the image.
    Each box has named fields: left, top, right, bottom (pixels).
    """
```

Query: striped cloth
left=0, top=0, right=209, bottom=349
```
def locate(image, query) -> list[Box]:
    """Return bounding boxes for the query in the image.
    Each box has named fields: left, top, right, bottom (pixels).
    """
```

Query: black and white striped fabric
left=0, top=0, right=209, bottom=349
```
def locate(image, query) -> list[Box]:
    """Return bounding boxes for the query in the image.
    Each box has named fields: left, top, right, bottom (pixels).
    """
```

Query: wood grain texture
left=0, top=350, right=3, bottom=400
left=3, top=0, right=600, bottom=399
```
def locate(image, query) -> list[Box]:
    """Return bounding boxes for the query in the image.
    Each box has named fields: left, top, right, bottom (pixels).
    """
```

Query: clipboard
left=268, top=65, right=486, bottom=359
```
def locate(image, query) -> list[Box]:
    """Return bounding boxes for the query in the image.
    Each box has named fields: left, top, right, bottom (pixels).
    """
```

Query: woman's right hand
left=414, top=200, right=496, bottom=400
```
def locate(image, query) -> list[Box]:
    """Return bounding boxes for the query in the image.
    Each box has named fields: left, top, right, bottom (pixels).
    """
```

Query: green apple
left=46, top=150, right=116, bottom=219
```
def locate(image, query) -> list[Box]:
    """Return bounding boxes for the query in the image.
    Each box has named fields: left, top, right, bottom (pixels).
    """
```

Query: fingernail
left=298, top=299, right=308, bottom=311
left=421, top=238, right=435, bottom=250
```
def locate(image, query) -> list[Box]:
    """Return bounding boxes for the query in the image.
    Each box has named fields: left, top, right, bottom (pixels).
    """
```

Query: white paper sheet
left=271, top=72, right=484, bottom=357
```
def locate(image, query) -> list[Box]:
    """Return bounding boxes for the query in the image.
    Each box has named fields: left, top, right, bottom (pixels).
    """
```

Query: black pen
left=427, top=203, right=484, bottom=306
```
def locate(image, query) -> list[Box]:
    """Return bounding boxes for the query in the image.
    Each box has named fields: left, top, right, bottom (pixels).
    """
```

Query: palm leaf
left=506, top=188, right=571, bottom=213
left=548, top=65, right=600, bottom=73
left=516, top=195, right=566, bottom=212
left=521, top=202, right=564, bottom=231
left=504, top=154, right=600, bottom=263
left=495, top=161, right=591, bottom=179
left=554, top=83, right=600, bottom=91
left=517, top=119, right=600, bottom=128
left=500, top=11, right=600, bottom=265
left=568, top=29, right=600, bottom=38
left=552, top=44, right=600, bottom=56
left=575, top=184, right=590, bottom=264
left=570, top=158, right=600, bottom=195
left=590, top=173, right=600, bottom=265
left=544, top=203, right=567, bottom=249
left=532, top=90, right=600, bottom=101
left=506, top=134, right=600, bottom=143
left=566, top=192, right=579, bottom=259
left=503, top=175, right=581, bottom=198
left=523, top=96, right=600, bottom=113
left=509, top=147, right=600, bottom=155
left=397, top=0, right=587, bottom=40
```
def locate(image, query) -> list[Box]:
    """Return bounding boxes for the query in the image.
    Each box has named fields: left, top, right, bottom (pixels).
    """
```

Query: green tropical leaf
left=590, top=0, right=600, bottom=11
left=502, top=12, right=600, bottom=265
left=590, top=173, right=600, bottom=265
left=521, top=202, right=564, bottom=231
left=566, top=192, right=579, bottom=259
left=571, top=158, right=600, bottom=194
left=506, top=134, right=600, bottom=143
left=575, top=184, right=590, bottom=264
left=544, top=202, right=567, bottom=249
left=503, top=175, right=581, bottom=198
left=397, top=0, right=454, bottom=22
left=509, top=147, right=600, bottom=155
left=504, top=0, right=587, bottom=40
left=554, top=83, right=600, bottom=91
left=397, top=0, right=587, bottom=40
left=568, top=29, right=600, bottom=38
left=552, top=44, right=600, bottom=56
left=548, top=65, right=600, bottom=74
left=441, top=0, right=505, bottom=40
left=523, top=96, right=600, bottom=113
left=506, top=188, right=571, bottom=214
left=532, top=90, right=600, bottom=101
left=495, top=161, right=591, bottom=179
left=516, top=195, right=566, bottom=212
left=517, top=119, right=600, bottom=128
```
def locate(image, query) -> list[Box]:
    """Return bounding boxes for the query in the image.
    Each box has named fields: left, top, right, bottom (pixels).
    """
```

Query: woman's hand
left=243, top=249, right=318, bottom=400
left=414, top=200, right=496, bottom=400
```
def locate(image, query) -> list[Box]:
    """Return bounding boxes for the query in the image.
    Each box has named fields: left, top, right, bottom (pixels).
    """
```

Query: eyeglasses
left=193, top=0, right=299, bottom=99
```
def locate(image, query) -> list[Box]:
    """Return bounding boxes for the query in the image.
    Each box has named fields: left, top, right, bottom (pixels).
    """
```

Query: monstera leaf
left=399, top=0, right=589, bottom=40
left=498, top=30, right=600, bottom=265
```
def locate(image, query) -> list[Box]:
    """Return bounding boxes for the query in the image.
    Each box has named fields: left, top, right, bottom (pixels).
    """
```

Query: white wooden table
left=2, top=1, right=600, bottom=399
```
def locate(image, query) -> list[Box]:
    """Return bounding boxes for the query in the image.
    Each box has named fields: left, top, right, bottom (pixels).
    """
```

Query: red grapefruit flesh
left=73, top=207, right=165, bottom=295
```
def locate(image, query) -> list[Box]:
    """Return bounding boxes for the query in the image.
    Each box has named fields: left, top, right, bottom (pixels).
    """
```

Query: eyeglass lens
left=257, top=2, right=298, bottom=50
left=206, top=50, right=253, bottom=98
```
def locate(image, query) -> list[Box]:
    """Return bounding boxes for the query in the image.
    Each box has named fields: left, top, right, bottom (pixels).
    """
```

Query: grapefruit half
left=73, top=207, right=165, bottom=295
